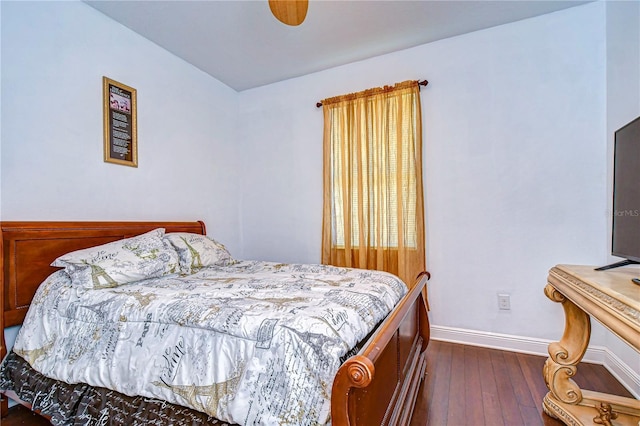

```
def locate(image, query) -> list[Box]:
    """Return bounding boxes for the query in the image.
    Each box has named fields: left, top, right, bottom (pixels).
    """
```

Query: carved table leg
left=542, top=283, right=591, bottom=422
left=542, top=283, right=640, bottom=425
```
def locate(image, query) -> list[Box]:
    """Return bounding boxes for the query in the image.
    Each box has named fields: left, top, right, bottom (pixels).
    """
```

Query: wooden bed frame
left=0, top=221, right=430, bottom=426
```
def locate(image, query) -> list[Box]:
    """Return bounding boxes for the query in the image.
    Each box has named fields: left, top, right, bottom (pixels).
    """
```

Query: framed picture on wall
left=103, top=76, right=138, bottom=167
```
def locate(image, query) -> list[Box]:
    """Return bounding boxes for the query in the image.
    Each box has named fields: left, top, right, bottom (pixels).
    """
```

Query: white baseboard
left=430, top=325, right=639, bottom=399
left=603, top=348, right=640, bottom=399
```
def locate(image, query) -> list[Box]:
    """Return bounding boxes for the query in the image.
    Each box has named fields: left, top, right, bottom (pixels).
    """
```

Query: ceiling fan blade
left=269, top=0, right=308, bottom=26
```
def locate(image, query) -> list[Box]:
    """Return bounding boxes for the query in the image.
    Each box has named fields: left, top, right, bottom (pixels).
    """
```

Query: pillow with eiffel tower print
left=164, top=232, right=233, bottom=275
left=52, top=228, right=181, bottom=289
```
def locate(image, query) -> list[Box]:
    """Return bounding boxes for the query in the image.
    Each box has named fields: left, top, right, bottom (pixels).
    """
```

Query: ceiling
left=85, top=0, right=590, bottom=92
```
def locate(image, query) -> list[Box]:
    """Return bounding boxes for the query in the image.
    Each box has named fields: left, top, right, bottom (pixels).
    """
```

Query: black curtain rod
left=316, top=79, right=428, bottom=108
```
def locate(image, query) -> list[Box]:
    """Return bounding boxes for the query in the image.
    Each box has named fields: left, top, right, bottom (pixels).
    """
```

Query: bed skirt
left=0, top=351, right=237, bottom=426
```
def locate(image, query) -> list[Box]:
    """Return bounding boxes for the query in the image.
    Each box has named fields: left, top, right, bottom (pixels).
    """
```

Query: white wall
left=238, top=3, right=608, bottom=343
left=0, top=1, right=242, bottom=254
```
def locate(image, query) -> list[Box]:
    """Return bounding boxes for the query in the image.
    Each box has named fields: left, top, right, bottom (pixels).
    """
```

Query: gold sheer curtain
left=321, top=80, right=426, bottom=288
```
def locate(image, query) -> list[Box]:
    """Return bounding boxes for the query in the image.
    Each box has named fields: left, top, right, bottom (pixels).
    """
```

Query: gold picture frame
left=103, top=76, right=138, bottom=167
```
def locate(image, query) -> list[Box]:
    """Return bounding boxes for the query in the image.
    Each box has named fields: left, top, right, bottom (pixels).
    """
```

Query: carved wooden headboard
left=0, top=221, right=206, bottom=359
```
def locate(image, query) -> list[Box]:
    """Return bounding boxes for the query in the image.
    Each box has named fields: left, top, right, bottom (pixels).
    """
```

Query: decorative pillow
left=164, top=232, right=232, bottom=274
left=51, top=228, right=180, bottom=289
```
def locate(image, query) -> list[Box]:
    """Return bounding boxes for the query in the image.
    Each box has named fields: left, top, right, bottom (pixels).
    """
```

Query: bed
left=0, top=220, right=430, bottom=425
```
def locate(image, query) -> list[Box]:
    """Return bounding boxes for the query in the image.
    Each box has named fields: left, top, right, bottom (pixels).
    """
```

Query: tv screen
left=612, top=116, right=640, bottom=263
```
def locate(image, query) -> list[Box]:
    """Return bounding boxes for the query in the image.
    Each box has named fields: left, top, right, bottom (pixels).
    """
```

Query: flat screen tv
left=597, top=116, right=640, bottom=276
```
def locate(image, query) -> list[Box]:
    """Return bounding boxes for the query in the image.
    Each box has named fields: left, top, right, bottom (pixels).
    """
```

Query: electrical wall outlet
left=497, top=294, right=511, bottom=310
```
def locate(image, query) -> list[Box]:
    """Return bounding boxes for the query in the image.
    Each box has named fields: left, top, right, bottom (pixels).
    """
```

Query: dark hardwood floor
left=2, top=405, right=50, bottom=425
left=412, top=340, right=634, bottom=426
left=2, top=340, right=634, bottom=425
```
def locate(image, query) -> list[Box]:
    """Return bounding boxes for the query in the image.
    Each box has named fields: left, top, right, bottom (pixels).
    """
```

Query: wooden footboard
left=332, top=272, right=430, bottom=426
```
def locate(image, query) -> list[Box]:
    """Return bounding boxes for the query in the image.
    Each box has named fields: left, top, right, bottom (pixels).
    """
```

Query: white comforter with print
left=13, top=260, right=407, bottom=425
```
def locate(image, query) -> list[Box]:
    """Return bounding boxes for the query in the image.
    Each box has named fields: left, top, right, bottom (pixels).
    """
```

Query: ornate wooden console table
left=543, top=264, right=640, bottom=426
